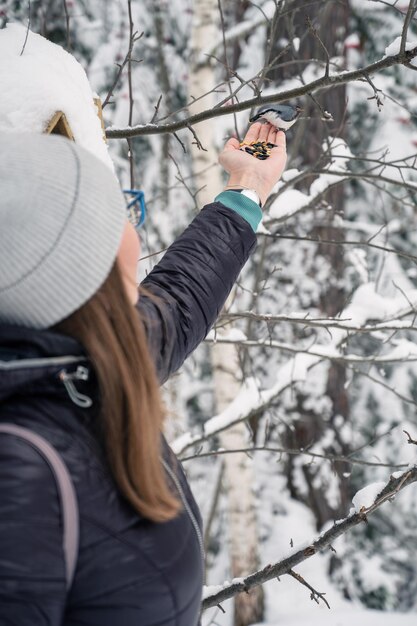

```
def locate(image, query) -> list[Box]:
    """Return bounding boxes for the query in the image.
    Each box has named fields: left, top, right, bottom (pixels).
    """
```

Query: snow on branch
left=201, top=465, right=417, bottom=610
left=265, top=168, right=417, bottom=224
left=204, top=335, right=417, bottom=364
left=220, top=311, right=417, bottom=334
left=263, top=135, right=417, bottom=224
left=172, top=285, right=417, bottom=456
left=181, top=442, right=407, bottom=469
left=105, top=45, right=417, bottom=138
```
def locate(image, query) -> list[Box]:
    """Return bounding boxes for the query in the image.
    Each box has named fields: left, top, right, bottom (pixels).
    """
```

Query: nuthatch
left=250, top=104, right=302, bottom=131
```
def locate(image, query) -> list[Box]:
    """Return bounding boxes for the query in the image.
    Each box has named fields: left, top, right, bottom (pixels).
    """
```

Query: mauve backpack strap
left=0, top=423, right=79, bottom=590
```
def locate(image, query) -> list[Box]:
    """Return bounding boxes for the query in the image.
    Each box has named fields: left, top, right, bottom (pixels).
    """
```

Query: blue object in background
left=123, top=189, right=147, bottom=229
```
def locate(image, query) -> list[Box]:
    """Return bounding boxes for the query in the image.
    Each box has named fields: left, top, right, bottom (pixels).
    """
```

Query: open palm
left=219, top=122, right=287, bottom=205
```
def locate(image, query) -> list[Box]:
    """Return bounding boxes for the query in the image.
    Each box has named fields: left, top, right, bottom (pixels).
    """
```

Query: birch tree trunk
left=189, top=1, right=263, bottom=623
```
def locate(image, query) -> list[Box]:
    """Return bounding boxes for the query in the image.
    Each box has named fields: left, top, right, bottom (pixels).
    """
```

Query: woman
left=0, top=122, right=286, bottom=625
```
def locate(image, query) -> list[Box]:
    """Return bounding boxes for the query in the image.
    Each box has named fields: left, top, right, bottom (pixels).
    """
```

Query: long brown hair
left=55, top=261, right=180, bottom=522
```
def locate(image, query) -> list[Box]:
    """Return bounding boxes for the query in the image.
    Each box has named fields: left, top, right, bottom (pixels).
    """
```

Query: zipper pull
left=59, top=368, right=93, bottom=408
left=74, top=365, right=90, bottom=381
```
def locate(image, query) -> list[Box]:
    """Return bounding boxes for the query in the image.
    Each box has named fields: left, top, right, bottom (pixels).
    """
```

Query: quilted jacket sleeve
left=0, top=434, right=66, bottom=625
left=137, top=202, right=257, bottom=384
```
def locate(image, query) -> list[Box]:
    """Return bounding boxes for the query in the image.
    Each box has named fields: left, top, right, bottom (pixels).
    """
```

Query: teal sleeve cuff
left=214, top=191, right=262, bottom=233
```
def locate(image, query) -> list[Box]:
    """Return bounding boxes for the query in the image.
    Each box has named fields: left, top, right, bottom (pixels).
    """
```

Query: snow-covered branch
left=205, top=335, right=417, bottom=364
left=172, top=286, right=417, bottom=455
left=180, top=444, right=407, bottom=469
left=202, top=466, right=417, bottom=610
left=266, top=168, right=417, bottom=222
left=106, top=44, right=417, bottom=138
left=220, top=311, right=417, bottom=333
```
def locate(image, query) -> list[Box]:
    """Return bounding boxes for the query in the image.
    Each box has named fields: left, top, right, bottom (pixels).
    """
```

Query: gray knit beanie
left=0, top=133, right=126, bottom=329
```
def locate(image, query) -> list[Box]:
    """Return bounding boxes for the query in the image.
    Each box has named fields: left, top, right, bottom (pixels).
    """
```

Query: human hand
left=219, top=122, right=287, bottom=206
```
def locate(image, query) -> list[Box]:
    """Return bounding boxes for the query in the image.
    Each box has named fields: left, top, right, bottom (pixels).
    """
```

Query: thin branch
left=288, top=570, right=330, bottom=609
left=139, top=246, right=168, bottom=261
left=400, top=0, right=417, bottom=55
left=168, top=153, right=200, bottom=210
left=173, top=132, right=187, bottom=153
left=220, top=311, right=417, bottom=334
left=363, top=73, right=384, bottom=110
left=150, top=94, right=163, bottom=124
left=186, top=122, right=207, bottom=151
left=348, top=364, right=417, bottom=409
left=180, top=444, right=407, bottom=469
left=369, top=0, right=416, bottom=16
left=20, top=0, right=31, bottom=56
left=204, top=336, right=417, bottom=365
left=157, top=81, right=229, bottom=123
left=63, top=0, right=71, bottom=51
left=101, top=29, right=143, bottom=109
left=264, top=168, right=417, bottom=224
left=404, top=429, right=417, bottom=445
left=262, top=232, right=417, bottom=267
left=306, top=16, right=330, bottom=77
left=173, top=293, right=417, bottom=456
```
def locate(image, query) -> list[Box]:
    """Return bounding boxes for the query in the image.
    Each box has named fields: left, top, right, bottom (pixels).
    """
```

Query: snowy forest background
left=2, top=0, right=417, bottom=624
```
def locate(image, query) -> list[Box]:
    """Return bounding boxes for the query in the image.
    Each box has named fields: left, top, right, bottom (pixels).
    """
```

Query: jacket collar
left=0, top=324, right=88, bottom=404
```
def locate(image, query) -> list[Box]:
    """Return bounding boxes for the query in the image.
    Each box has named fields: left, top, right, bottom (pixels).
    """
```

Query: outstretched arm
left=138, top=202, right=256, bottom=384
left=138, top=123, right=287, bottom=384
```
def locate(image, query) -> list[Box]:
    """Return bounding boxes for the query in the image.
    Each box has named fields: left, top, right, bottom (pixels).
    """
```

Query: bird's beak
left=249, top=113, right=260, bottom=122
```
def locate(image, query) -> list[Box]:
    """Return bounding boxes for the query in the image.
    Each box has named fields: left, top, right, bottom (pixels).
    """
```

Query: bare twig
left=20, top=1, right=31, bottom=56
left=288, top=569, right=330, bottom=609
left=150, top=94, right=163, bottom=124
left=173, top=132, right=187, bottom=153
left=180, top=444, right=407, bottom=469
left=261, top=232, right=417, bottom=267
left=306, top=16, right=330, bottom=77
left=168, top=153, right=200, bottom=210
left=347, top=365, right=417, bottom=410
left=219, top=311, right=417, bottom=334
left=139, top=247, right=169, bottom=262
left=403, top=429, right=417, bottom=445
left=186, top=122, right=207, bottom=151
left=204, top=335, right=417, bottom=365
left=400, top=0, right=417, bottom=55
left=63, top=0, right=71, bottom=51
left=157, top=81, right=229, bottom=123
left=101, top=29, right=142, bottom=109
left=264, top=166, right=417, bottom=224
left=362, top=73, right=384, bottom=110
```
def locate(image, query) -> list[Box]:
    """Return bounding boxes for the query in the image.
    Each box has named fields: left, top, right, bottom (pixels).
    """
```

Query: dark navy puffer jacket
left=0, top=203, right=256, bottom=626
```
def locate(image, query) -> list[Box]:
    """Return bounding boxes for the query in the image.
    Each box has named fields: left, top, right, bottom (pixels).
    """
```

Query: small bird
left=250, top=104, right=302, bottom=131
